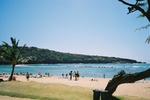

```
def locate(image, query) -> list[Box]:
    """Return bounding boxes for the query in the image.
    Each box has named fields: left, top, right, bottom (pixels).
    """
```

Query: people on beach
left=74, top=71, right=77, bottom=81
left=38, top=71, right=41, bottom=75
left=65, top=73, right=68, bottom=78
left=68, top=71, right=80, bottom=81
left=45, top=72, right=50, bottom=77
left=103, top=74, right=105, bottom=79
left=69, top=71, right=73, bottom=80
left=77, top=71, right=80, bottom=81
left=26, top=72, right=30, bottom=81
left=62, top=73, right=64, bottom=78
left=75, top=71, right=80, bottom=81
left=37, top=71, right=42, bottom=78
left=12, top=76, right=16, bottom=81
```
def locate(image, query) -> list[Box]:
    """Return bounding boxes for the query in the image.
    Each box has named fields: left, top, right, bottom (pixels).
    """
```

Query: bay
left=0, top=63, right=150, bottom=79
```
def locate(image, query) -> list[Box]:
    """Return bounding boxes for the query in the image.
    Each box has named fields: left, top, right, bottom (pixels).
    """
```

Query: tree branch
left=105, top=68, right=150, bottom=97
left=118, top=0, right=150, bottom=22
left=147, top=0, right=150, bottom=21
left=148, top=0, right=150, bottom=7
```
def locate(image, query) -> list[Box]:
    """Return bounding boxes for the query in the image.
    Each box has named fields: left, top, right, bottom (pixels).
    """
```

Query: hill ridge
left=0, top=46, right=142, bottom=64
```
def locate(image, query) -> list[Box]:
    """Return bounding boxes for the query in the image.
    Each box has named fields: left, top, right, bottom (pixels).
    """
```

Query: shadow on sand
left=110, top=96, right=121, bottom=100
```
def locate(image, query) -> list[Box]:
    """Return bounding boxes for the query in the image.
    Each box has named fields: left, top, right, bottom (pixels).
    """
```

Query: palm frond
left=17, top=44, right=26, bottom=60
left=135, top=24, right=150, bottom=31
left=1, top=37, right=26, bottom=63
left=2, top=41, right=10, bottom=47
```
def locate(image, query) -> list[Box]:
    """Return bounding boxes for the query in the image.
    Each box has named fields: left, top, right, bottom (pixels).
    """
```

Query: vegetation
left=0, top=81, right=146, bottom=100
left=105, top=0, right=150, bottom=98
left=0, top=81, right=92, bottom=100
left=0, top=46, right=140, bottom=64
left=0, top=37, right=26, bottom=81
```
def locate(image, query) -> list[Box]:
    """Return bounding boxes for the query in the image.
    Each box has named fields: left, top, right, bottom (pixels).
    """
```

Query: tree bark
left=147, top=0, right=150, bottom=22
left=9, top=64, right=15, bottom=81
left=105, top=68, right=150, bottom=98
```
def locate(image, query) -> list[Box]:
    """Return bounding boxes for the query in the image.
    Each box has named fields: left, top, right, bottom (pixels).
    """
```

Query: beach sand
left=0, top=95, right=33, bottom=100
left=1, top=75, right=150, bottom=100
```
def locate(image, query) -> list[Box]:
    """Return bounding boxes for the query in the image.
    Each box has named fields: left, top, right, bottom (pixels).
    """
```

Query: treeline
left=0, top=46, right=141, bottom=64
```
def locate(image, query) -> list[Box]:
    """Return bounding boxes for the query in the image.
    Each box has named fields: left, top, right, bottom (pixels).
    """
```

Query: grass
left=0, top=81, right=92, bottom=100
left=0, top=81, right=147, bottom=100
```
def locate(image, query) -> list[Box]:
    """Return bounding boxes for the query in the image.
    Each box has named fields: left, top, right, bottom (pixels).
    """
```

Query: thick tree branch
left=119, top=0, right=150, bottom=22
left=119, top=0, right=146, bottom=14
left=147, top=0, right=150, bottom=21
left=148, top=0, right=150, bottom=7
left=105, top=68, right=150, bottom=98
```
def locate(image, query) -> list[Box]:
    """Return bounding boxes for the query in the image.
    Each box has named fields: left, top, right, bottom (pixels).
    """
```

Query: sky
left=0, top=0, right=150, bottom=63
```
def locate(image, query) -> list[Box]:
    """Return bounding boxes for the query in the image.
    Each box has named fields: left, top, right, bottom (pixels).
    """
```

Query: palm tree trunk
left=9, top=64, right=15, bottom=81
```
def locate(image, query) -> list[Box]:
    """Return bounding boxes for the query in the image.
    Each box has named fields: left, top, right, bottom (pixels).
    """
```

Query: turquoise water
left=0, top=63, right=150, bottom=78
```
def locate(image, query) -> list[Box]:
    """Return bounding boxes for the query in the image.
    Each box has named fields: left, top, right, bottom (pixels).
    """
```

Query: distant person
left=66, top=73, right=68, bottom=78
left=38, top=71, right=41, bottom=75
left=47, top=73, right=50, bottom=77
left=38, top=71, right=42, bottom=78
left=103, top=74, right=105, bottom=79
left=26, top=72, right=30, bottom=81
left=77, top=71, right=80, bottom=81
left=62, top=73, right=64, bottom=78
left=74, top=71, right=77, bottom=81
left=75, top=71, right=80, bottom=81
left=69, top=71, right=73, bottom=80
left=73, top=71, right=76, bottom=77
left=13, top=76, right=16, bottom=81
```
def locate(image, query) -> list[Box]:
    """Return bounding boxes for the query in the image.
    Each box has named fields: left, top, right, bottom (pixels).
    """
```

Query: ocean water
left=0, top=63, right=150, bottom=79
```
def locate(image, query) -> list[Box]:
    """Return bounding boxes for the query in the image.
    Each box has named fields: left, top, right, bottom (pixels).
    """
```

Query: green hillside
left=0, top=46, right=141, bottom=64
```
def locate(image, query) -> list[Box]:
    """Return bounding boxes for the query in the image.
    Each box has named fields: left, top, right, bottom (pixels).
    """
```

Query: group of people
left=26, top=71, right=80, bottom=81
left=26, top=71, right=42, bottom=81
left=69, top=71, right=80, bottom=81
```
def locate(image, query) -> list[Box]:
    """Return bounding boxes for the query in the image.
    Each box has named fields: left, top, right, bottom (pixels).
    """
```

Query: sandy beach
left=1, top=75, right=150, bottom=100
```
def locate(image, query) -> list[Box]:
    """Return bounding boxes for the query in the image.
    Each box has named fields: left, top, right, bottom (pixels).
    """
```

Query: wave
left=132, top=66, right=140, bottom=68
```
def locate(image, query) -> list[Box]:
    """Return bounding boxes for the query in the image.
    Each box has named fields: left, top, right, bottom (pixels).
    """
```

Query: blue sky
left=0, top=0, right=150, bottom=63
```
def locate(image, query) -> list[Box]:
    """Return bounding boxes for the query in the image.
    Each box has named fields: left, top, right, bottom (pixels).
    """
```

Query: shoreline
left=1, top=75, right=150, bottom=99
left=1, top=63, right=150, bottom=80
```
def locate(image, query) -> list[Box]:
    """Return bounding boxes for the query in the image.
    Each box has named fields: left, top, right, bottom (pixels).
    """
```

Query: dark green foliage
left=0, top=37, right=26, bottom=81
left=0, top=46, right=139, bottom=64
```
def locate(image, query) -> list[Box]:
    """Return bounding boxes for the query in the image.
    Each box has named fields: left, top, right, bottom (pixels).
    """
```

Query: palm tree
left=0, top=37, right=26, bottom=81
